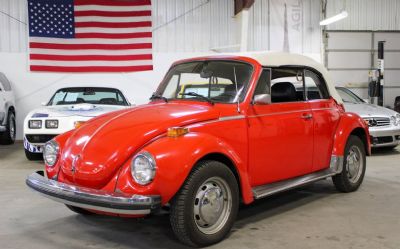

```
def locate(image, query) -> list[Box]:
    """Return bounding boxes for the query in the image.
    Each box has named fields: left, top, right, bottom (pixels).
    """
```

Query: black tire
left=0, top=111, right=16, bottom=145
left=24, top=149, right=43, bottom=161
left=332, top=135, right=366, bottom=192
left=170, top=160, right=239, bottom=247
left=66, top=205, right=94, bottom=215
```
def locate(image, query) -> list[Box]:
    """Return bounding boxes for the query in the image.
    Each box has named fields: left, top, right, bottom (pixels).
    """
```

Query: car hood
left=60, top=102, right=219, bottom=189
left=343, top=102, right=397, bottom=118
left=29, top=104, right=126, bottom=118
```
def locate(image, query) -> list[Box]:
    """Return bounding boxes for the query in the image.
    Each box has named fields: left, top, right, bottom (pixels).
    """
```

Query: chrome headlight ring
left=43, top=140, right=60, bottom=167
left=131, top=151, right=156, bottom=186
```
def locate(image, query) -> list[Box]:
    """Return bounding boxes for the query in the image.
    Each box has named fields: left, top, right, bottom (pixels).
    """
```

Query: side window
left=254, top=69, right=271, bottom=95
left=304, top=70, right=329, bottom=100
left=271, top=68, right=305, bottom=103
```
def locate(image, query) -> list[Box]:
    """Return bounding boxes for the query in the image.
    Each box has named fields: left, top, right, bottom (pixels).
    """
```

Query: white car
left=336, top=87, right=400, bottom=149
left=0, top=72, right=16, bottom=145
left=23, top=87, right=131, bottom=160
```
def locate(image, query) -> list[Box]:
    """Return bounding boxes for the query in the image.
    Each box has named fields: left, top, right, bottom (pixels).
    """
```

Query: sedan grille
left=25, top=134, right=57, bottom=144
left=363, top=117, right=391, bottom=127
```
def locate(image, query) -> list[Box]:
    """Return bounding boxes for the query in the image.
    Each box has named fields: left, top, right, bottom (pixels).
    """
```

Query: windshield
left=336, top=88, right=364, bottom=104
left=157, top=61, right=253, bottom=103
left=48, top=87, right=129, bottom=106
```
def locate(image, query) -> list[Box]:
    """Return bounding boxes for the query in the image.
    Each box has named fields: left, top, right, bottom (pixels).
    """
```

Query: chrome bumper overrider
left=26, top=171, right=161, bottom=215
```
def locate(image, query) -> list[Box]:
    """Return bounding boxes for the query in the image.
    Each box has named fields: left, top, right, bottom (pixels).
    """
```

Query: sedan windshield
left=48, top=87, right=129, bottom=106
left=336, top=87, right=364, bottom=104
left=156, top=61, right=253, bottom=103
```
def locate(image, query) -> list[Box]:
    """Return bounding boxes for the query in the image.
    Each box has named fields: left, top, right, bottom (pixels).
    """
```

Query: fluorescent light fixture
left=320, top=10, right=348, bottom=26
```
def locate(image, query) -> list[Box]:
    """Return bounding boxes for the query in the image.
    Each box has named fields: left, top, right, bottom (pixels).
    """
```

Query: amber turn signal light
left=167, top=127, right=189, bottom=137
left=74, top=121, right=86, bottom=129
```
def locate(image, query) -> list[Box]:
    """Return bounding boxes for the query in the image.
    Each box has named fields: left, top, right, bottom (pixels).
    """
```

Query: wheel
left=170, top=160, right=239, bottom=247
left=0, top=112, right=16, bottom=145
left=332, top=135, right=366, bottom=192
left=24, top=149, right=43, bottom=161
left=66, top=205, right=94, bottom=215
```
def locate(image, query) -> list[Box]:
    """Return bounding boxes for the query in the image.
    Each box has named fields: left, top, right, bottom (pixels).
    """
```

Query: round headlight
left=43, top=140, right=59, bottom=167
left=131, top=152, right=156, bottom=185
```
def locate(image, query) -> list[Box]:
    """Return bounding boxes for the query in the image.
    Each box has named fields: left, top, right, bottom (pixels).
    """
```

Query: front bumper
left=369, top=126, right=400, bottom=147
left=26, top=171, right=161, bottom=215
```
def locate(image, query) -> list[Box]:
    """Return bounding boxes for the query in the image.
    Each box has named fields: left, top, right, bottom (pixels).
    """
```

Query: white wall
left=0, top=52, right=211, bottom=140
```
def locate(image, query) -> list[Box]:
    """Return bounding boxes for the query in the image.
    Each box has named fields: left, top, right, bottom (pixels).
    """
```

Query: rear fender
left=332, top=112, right=371, bottom=156
left=115, top=132, right=254, bottom=205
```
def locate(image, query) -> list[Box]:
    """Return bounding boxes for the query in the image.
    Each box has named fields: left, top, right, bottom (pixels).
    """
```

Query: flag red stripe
left=29, top=42, right=152, bottom=50
left=75, top=21, right=151, bottom=28
left=75, top=10, right=151, bottom=17
left=75, top=32, right=152, bottom=39
left=30, top=54, right=152, bottom=61
left=74, top=0, right=151, bottom=6
left=30, top=65, right=153, bottom=72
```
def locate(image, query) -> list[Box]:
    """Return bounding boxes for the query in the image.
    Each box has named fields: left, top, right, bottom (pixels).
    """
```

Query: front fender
left=115, top=132, right=253, bottom=205
left=332, top=112, right=371, bottom=156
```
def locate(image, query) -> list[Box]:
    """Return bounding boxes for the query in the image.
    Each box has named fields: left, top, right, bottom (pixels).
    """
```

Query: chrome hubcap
left=193, top=177, right=232, bottom=235
left=346, top=145, right=363, bottom=183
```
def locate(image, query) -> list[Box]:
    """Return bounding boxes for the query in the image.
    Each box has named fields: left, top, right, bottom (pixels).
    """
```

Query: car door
left=303, top=69, right=340, bottom=172
left=247, top=67, right=314, bottom=186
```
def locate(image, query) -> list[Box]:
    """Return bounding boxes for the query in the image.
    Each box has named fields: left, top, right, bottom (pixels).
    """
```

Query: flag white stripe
left=30, top=37, right=152, bottom=44
left=75, top=27, right=151, bottom=34
left=74, top=5, right=151, bottom=12
left=30, top=60, right=153, bottom=67
left=75, top=16, right=151, bottom=23
left=29, top=48, right=152, bottom=55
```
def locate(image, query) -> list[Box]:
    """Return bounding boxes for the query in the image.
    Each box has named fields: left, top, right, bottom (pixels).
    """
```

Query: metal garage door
left=324, top=30, right=400, bottom=108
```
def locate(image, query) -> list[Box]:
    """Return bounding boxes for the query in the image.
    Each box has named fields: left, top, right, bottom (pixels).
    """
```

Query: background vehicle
left=0, top=72, right=16, bottom=145
left=26, top=53, right=370, bottom=246
left=337, top=87, right=400, bottom=149
left=23, top=87, right=131, bottom=160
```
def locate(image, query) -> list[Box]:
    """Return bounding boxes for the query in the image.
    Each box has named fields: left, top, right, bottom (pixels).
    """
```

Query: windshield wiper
left=179, top=92, right=214, bottom=105
left=150, top=93, right=168, bottom=103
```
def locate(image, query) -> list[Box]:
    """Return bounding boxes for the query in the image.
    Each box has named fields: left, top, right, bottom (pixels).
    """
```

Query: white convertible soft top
left=202, top=52, right=343, bottom=104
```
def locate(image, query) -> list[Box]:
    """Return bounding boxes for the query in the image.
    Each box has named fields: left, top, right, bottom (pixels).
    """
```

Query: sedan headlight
left=391, top=114, right=400, bottom=126
left=29, top=120, right=42, bottom=129
left=43, top=140, right=59, bottom=167
left=131, top=152, right=156, bottom=185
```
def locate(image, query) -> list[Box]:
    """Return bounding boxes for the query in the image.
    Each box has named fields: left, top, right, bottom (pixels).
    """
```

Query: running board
left=252, top=155, right=343, bottom=200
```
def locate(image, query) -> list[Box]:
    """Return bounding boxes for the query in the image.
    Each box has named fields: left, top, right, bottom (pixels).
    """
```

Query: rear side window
left=303, top=70, right=329, bottom=100
left=0, top=73, right=12, bottom=91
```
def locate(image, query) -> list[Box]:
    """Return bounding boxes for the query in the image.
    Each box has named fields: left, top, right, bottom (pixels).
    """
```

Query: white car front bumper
left=369, top=125, right=400, bottom=148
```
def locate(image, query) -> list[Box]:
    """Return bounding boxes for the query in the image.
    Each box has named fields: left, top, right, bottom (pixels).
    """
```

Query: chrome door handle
left=301, top=113, right=313, bottom=120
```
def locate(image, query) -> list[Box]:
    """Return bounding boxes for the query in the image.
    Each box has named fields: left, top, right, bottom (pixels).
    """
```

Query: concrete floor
left=0, top=143, right=399, bottom=249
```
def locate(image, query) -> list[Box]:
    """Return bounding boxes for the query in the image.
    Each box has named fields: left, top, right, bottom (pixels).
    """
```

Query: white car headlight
left=391, top=114, right=400, bottom=126
left=29, top=120, right=42, bottom=129
left=131, top=152, right=156, bottom=185
left=43, top=140, right=59, bottom=167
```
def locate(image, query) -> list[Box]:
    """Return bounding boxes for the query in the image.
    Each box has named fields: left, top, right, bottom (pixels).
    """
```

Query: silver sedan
left=336, top=87, right=400, bottom=149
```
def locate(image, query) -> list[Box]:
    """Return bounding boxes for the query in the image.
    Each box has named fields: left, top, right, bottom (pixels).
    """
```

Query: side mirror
left=253, top=94, right=271, bottom=105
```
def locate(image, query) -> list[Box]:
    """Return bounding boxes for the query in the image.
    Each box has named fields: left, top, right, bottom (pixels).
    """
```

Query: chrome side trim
left=252, top=155, right=343, bottom=199
left=26, top=171, right=161, bottom=215
left=219, top=115, right=245, bottom=121
left=248, top=108, right=336, bottom=119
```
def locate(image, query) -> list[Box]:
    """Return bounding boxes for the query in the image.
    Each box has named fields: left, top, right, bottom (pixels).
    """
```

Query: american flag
left=28, top=0, right=153, bottom=72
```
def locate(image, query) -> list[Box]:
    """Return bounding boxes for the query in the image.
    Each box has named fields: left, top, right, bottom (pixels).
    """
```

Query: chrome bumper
left=26, top=171, right=161, bottom=215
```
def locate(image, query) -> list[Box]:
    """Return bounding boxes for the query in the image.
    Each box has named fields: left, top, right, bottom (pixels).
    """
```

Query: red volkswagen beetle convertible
left=27, top=52, right=370, bottom=247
